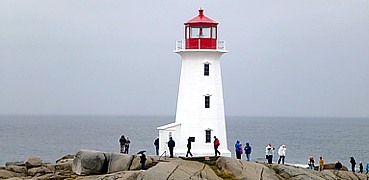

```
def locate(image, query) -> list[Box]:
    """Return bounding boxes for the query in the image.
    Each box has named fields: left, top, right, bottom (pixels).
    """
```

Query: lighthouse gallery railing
left=175, top=40, right=226, bottom=51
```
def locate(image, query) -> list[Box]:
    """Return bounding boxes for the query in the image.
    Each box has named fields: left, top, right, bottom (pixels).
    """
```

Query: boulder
left=324, top=163, right=348, bottom=171
left=319, top=170, right=341, bottom=180
left=130, top=155, right=154, bottom=170
left=25, top=157, right=42, bottom=168
left=0, top=169, right=17, bottom=179
left=75, top=171, right=140, bottom=180
left=56, top=154, right=75, bottom=164
left=333, top=170, right=363, bottom=180
left=6, top=165, right=27, bottom=174
left=107, top=153, right=134, bottom=173
left=270, top=164, right=324, bottom=180
left=27, top=164, right=54, bottom=177
left=55, top=158, right=74, bottom=173
left=72, top=149, right=108, bottom=175
left=137, top=159, right=221, bottom=180
left=5, top=161, right=25, bottom=167
left=216, top=157, right=279, bottom=180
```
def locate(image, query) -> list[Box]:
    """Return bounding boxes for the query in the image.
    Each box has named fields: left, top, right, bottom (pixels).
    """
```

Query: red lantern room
left=184, top=8, right=218, bottom=50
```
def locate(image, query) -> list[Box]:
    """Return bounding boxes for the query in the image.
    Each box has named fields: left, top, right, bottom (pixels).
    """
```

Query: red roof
left=184, top=9, right=218, bottom=25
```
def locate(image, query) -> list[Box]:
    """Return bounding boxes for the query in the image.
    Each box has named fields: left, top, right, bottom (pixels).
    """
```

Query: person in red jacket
left=213, top=136, right=221, bottom=156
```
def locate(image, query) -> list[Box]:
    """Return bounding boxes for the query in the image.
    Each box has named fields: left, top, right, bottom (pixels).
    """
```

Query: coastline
left=1, top=149, right=368, bottom=180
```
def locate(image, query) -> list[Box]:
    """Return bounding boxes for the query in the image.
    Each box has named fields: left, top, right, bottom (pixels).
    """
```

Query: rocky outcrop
left=72, top=150, right=157, bottom=175
left=0, top=169, right=18, bottom=179
left=25, top=157, right=42, bottom=169
left=137, top=159, right=221, bottom=180
left=72, top=149, right=108, bottom=175
left=216, top=156, right=279, bottom=180
left=1, top=150, right=369, bottom=180
left=215, top=157, right=369, bottom=180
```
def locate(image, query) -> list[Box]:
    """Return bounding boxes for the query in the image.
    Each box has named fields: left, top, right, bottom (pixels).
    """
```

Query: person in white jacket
left=278, top=144, right=287, bottom=164
left=265, top=143, right=275, bottom=164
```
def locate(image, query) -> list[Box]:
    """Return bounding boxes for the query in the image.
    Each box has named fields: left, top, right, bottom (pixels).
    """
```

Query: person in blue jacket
left=366, top=162, right=369, bottom=174
left=244, top=142, right=252, bottom=161
left=235, top=140, right=242, bottom=159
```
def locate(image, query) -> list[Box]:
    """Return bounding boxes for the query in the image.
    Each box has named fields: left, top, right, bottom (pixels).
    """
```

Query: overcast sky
left=1, top=1, right=368, bottom=117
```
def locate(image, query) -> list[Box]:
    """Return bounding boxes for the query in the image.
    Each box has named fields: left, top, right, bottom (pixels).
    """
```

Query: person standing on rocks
left=140, top=152, right=146, bottom=170
left=308, top=156, right=315, bottom=170
left=335, top=160, right=342, bottom=170
left=319, top=156, right=324, bottom=171
left=119, top=135, right=126, bottom=153
left=124, top=137, right=131, bottom=154
left=168, top=137, right=175, bottom=158
left=359, top=162, right=363, bottom=173
left=213, top=136, right=221, bottom=156
left=154, top=137, right=159, bottom=155
left=244, top=142, right=252, bottom=161
left=235, top=140, right=242, bottom=159
left=350, top=156, right=356, bottom=172
left=265, top=143, right=275, bottom=164
left=277, top=144, right=286, bottom=164
left=366, top=161, right=369, bottom=174
left=186, top=138, right=193, bottom=157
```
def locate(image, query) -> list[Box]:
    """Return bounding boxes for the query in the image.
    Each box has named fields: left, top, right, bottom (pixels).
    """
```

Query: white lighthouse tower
left=158, top=9, right=231, bottom=157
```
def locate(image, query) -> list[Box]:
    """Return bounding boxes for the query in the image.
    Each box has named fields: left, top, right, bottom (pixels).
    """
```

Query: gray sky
left=1, top=1, right=368, bottom=117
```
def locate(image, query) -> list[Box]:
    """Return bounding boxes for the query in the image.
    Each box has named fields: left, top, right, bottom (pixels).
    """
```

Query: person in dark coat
left=213, top=136, right=220, bottom=156
left=167, top=137, right=175, bottom=158
left=308, top=156, right=315, bottom=170
left=186, top=138, right=193, bottom=157
left=359, top=162, right=363, bottom=173
left=154, top=137, right=159, bottom=155
left=119, top=135, right=126, bottom=153
left=335, top=161, right=343, bottom=170
left=244, top=142, right=252, bottom=161
left=350, top=157, right=356, bottom=172
left=124, top=137, right=131, bottom=154
left=140, top=152, right=146, bottom=170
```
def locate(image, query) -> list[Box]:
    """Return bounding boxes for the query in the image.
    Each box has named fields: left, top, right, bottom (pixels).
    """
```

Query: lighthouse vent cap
left=184, top=8, right=218, bottom=25
left=199, top=8, right=204, bottom=16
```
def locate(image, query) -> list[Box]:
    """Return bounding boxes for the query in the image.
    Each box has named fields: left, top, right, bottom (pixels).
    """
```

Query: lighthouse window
left=201, top=27, right=210, bottom=38
left=212, top=27, right=217, bottom=39
left=190, top=27, right=200, bottom=38
left=205, top=130, right=211, bottom=143
left=204, top=64, right=209, bottom=76
left=190, top=27, right=210, bottom=38
left=205, top=96, right=210, bottom=108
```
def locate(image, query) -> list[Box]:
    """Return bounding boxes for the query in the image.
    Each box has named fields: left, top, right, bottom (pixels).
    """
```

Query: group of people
left=264, top=143, right=287, bottom=164
left=119, top=135, right=131, bottom=154
left=121, top=135, right=369, bottom=174
left=152, top=136, right=222, bottom=158
left=307, top=155, right=369, bottom=173
left=234, top=140, right=252, bottom=161
left=307, top=156, right=325, bottom=171
left=348, top=156, right=368, bottom=174
left=164, top=136, right=221, bottom=158
left=119, top=135, right=146, bottom=170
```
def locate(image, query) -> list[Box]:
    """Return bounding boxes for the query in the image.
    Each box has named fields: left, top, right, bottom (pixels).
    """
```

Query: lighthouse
left=158, top=9, right=231, bottom=157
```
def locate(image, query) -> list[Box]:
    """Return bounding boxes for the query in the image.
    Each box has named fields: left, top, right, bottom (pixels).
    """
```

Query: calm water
left=0, top=115, right=368, bottom=169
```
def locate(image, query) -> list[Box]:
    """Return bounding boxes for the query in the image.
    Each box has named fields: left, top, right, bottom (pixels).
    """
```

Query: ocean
left=0, top=115, right=368, bottom=169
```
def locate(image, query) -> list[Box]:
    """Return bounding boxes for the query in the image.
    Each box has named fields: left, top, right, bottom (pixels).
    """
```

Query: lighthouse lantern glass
left=212, top=27, right=216, bottom=39
left=190, top=27, right=211, bottom=38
